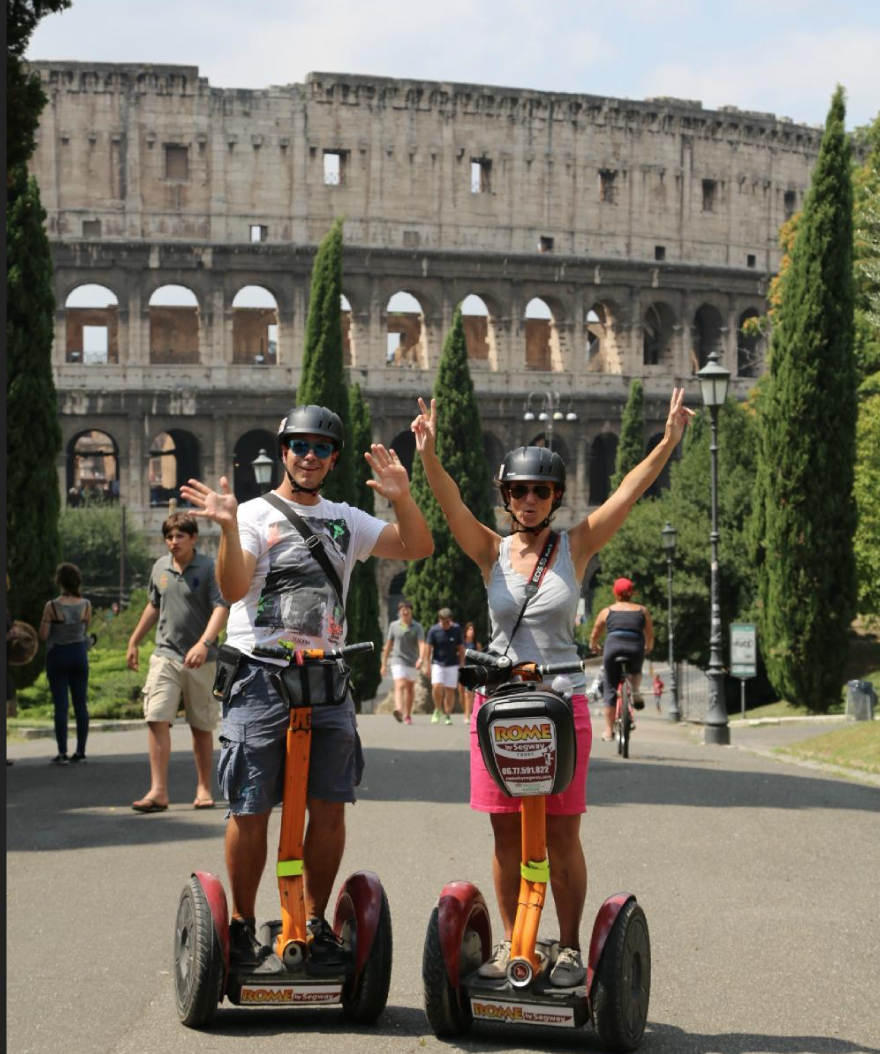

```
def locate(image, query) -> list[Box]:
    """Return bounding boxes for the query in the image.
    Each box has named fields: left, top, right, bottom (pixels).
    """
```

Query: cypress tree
left=345, top=383, right=383, bottom=702
left=754, top=87, right=857, bottom=710
left=296, top=217, right=354, bottom=504
left=404, top=307, right=495, bottom=641
left=7, top=165, right=63, bottom=687
left=610, top=379, right=645, bottom=491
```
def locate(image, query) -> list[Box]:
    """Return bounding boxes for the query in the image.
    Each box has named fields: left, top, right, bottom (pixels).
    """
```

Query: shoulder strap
left=261, top=493, right=345, bottom=618
left=503, top=532, right=559, bottom=656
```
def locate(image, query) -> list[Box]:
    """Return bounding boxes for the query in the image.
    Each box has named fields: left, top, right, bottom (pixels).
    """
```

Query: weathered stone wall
left=26, top=62, right=819, bottom=605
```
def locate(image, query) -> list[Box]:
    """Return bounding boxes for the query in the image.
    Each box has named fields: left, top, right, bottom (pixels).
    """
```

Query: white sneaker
left=478, top=940, right=511, bottom=979
left=550, top=946, right=585, bottom=987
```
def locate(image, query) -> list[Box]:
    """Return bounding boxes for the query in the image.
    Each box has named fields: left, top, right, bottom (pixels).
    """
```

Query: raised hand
left=664, top=388, right=695, bottom=446
left=411, top=397, right=437, bottom=456
left=179, top=476, right=239, bottom=528
left=365, top=444, right=410, bottom=502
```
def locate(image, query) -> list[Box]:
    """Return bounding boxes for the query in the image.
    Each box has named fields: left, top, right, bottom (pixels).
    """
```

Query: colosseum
left=27, top=61, right=822, bottom=601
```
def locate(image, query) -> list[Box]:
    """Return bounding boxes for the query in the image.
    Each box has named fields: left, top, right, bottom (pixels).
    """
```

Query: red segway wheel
left=174, top=877, right=225, bottom=1028
left=338, top=885, right=392, bottom=1023
left=422, top=905, right=479, bottom=1037
left=592, top=899, right=651, bottom=1051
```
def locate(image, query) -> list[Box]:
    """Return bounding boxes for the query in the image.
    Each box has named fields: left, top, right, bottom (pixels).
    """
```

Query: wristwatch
left=202, top=638, right=215, bottom=648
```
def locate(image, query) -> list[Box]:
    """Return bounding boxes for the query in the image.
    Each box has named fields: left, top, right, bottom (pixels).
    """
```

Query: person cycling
left=411, top=387, right=692, bottom=989
left=589, top=578, right=654, bottom=742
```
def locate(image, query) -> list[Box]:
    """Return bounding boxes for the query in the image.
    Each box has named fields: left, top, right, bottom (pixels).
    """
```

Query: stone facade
left=27, top=62, right=821, bottom=606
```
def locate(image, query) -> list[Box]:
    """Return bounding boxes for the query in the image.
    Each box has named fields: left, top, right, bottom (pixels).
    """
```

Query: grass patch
left=777, top=722, right=880, bottom=775
left=736, top=699, right=845, bottom=721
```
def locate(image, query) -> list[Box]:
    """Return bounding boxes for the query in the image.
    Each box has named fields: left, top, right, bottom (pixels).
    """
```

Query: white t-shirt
left=225, top=494, right=386, bottom=664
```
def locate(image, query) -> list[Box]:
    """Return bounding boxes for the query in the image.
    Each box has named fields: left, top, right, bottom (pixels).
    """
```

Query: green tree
left=611, top=379, right=645, bottom=491
left=296, top=217, right=354, bottom=504
left=7, top=165, right=63, bottom=686
left=852, top=113, right=880, bottom=385
left=404, top=307, right=495, bottom=640
left=753, top=87, right=857, bottom=710
left=345, top=383, right=383, bottom=702
left=58, top=505, right=154, bottom=602
left=853, top=393, right=880, bottom=622
left=7, top=0, right=71, bottom=178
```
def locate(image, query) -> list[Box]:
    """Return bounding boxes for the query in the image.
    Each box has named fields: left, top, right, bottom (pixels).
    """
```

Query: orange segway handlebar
left=253, top=641, right=375, bottom=662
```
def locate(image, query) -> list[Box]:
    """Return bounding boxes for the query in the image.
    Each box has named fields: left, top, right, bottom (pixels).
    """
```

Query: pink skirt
left=469, top=692, right=592, bottom=815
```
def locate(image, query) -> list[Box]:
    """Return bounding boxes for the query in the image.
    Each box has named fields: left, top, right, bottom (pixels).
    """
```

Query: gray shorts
left=217, top=659, right=364, bottom=816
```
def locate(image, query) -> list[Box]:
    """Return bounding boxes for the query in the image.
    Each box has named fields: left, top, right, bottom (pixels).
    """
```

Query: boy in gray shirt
left=127, top=512, right=229, bottom=812
left=380, top=599, right=427, bottom=724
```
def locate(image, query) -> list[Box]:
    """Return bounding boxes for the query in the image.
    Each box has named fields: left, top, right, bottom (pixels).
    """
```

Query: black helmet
left=277, top=405, right=345, bottom=458
left=495, top=446, right=566, bottom=489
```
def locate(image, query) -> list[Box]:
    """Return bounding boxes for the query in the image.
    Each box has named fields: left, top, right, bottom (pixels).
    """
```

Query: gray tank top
left=485, top=532, right=586, bottom=690
left=46, top=599, right=89, bottom=651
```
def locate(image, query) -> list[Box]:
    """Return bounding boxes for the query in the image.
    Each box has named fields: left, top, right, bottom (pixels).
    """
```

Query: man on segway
left=180, top=405, right=433, bottom=970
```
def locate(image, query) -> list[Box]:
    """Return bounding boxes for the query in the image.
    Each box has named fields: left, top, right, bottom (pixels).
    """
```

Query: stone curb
left=734, top=742, right=880, bottom=788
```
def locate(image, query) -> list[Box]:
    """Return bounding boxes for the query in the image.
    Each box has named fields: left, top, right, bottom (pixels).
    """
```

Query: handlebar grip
left=337, top=641, right=374, bottom=658
left=465, top=649, right=511, bottom=669
left=539, top=661, right=585, bottom=677
left=252, top=645, right=291, bottom=660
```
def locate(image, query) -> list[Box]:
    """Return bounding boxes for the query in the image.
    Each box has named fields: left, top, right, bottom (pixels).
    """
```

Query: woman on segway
left=411, top=388, right=692, bottom=988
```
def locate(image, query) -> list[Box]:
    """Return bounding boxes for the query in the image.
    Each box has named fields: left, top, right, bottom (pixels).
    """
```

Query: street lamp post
left=696, top=349, right=731, bottom=745
left=523, top=390, right=578, bottom=450
left=251, top=448, right=275, bottom=495
left=660, top=521, right=680, bottom=722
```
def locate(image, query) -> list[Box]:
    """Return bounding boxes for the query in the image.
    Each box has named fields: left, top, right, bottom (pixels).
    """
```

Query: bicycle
left=611, top=656, right=637, bottom=759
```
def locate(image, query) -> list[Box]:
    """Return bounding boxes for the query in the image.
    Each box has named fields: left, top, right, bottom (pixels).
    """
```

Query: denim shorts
left=217, top=660, right=364, bottom=816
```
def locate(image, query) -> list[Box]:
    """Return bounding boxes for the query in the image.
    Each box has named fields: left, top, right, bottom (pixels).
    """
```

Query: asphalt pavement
left=7, top=706, right=880, bottom=1054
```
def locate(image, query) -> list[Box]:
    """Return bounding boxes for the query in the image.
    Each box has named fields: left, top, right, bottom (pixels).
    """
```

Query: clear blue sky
left=28, top=0, right=880, bottom=129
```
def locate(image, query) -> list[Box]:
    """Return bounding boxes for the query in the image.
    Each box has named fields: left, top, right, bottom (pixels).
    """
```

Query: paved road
left=7, top=707, right=880, bottom=1054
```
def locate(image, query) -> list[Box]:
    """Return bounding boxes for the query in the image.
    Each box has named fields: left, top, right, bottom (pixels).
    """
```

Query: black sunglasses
left=288, top=439, right=335, bottom=459
left=508, top=483, right=553, bottom=500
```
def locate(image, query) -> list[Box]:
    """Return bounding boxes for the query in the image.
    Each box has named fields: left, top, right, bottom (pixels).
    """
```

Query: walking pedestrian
left=459, top=621, right=482, bottom=723
left=380, top=599, right=427, bottom=724
left=425, top=607, right=464, bottom=725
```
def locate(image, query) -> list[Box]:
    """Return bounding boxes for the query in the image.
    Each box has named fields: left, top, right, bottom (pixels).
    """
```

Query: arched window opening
left=232, top=286, right=278, bottom=365
left=65, top=284, right=119, bottom=365
left=389, top=429, right=416, bottom=479
left=461, top=294, right=497, bottom=369
left=737, top=309, right=764, bottom=377
left=149, top=285, right=200, bottom=365
left=386, top=291, right=426, bottom=368
left=585, top=302, right=622, bottom=373
left=341, top=294, right=354, bottom=367
left=387, top=570, right=408, bottom=624
left=692, top=304, right=723, bottom=372
left=589, top=433, right=618, bottom=505
left=525, top=297, right=562, bottom=371
left=148, top=429, right=201, bottom=506
left=232, top=430, right=280, bottom=504
left=643, top=302, right=675, bottom=367
left=66, top=430, right=119, bottom=504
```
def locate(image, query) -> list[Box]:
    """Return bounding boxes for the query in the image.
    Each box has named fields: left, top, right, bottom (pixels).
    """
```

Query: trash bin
left=846, top=680, right=877, bottom=721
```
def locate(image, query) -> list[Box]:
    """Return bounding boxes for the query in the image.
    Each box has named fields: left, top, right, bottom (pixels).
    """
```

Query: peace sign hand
left=664, top=388, right=695, bottom=447
left=179, top=476, right=239, bottom=528
left=411, top=397, right=438, bottom=457
left=365, top=444, right=410, bottom=502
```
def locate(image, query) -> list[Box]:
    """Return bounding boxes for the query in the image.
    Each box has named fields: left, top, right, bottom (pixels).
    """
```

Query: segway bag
left=476, top=684, right=576, bottom=798
left=270, top=658, right=352, bottom=709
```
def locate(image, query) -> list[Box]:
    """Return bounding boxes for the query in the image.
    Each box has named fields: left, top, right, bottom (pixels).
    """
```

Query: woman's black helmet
left=495, top=446, right=566, bottom=489
left=277, top=405, right=345, bottom=458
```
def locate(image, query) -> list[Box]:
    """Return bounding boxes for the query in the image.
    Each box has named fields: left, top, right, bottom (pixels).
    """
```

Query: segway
left=174, top=641, right=392, bottom=1029
left=422, top=649, right=651, bottom=1052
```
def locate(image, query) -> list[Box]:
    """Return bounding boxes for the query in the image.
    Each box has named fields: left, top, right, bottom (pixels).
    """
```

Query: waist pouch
left=271, top=658, right=351, bottom=709
left=212, top=643, right=244, bottom=703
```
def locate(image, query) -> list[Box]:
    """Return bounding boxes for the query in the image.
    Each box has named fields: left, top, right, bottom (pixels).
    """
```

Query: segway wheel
left=174, top=877, right=225, bottom=1029
left=340, top=887, right=392, bottom=1023
left=592, top=899, right=651, bottom=1052
left=422, top=906, right=476, bottom=1037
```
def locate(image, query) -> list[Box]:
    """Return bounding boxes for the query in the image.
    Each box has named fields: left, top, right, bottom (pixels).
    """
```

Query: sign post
left=730, top=623, right=757, bottom=718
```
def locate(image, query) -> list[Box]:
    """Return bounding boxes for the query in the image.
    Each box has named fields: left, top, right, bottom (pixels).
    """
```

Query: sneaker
left=229, top=917, right=262, bottom=966
left=444, top=715, right=452, bottom=725
left=392, top=709, right=403, bottom=723
left=307, top=916, right=349, bottom=971
left=404, top=715, right=412, bottom=725
left=633, top=694, right=645, bottom=711
left=51, top=753, right=69, bottom=764
left=478, top=940, right=511, bottom=979
left=550, top=946, right=585, bottom=987
left=431, top=710, right=441, bottom=724
left=69, top=752, right=87, bottom=763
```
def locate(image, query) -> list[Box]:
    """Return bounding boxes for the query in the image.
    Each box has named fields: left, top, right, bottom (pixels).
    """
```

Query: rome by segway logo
left=239, top=984, right=342, bottom=1004
left=471, top=998, right=575, bottom=1027
left=493, top=722, right=553, bottom=748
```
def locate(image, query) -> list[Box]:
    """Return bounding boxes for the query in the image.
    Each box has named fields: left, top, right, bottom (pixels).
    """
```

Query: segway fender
left=587, top=893, right=635, bottom=994
left=334, top=870, right=386, bottom=975
left=193, top=871, right=230, bottom=979
left=435, top=881, right=492, bottom=989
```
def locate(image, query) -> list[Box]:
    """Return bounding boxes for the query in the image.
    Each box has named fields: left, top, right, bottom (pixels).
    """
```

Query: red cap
left=613, top=577, right=634, bottom=599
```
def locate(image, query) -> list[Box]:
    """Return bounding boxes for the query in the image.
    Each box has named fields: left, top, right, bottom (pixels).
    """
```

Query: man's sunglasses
left=288, top=439, right=335, bottom=459
left=507, top=483, right=554, bottom=500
